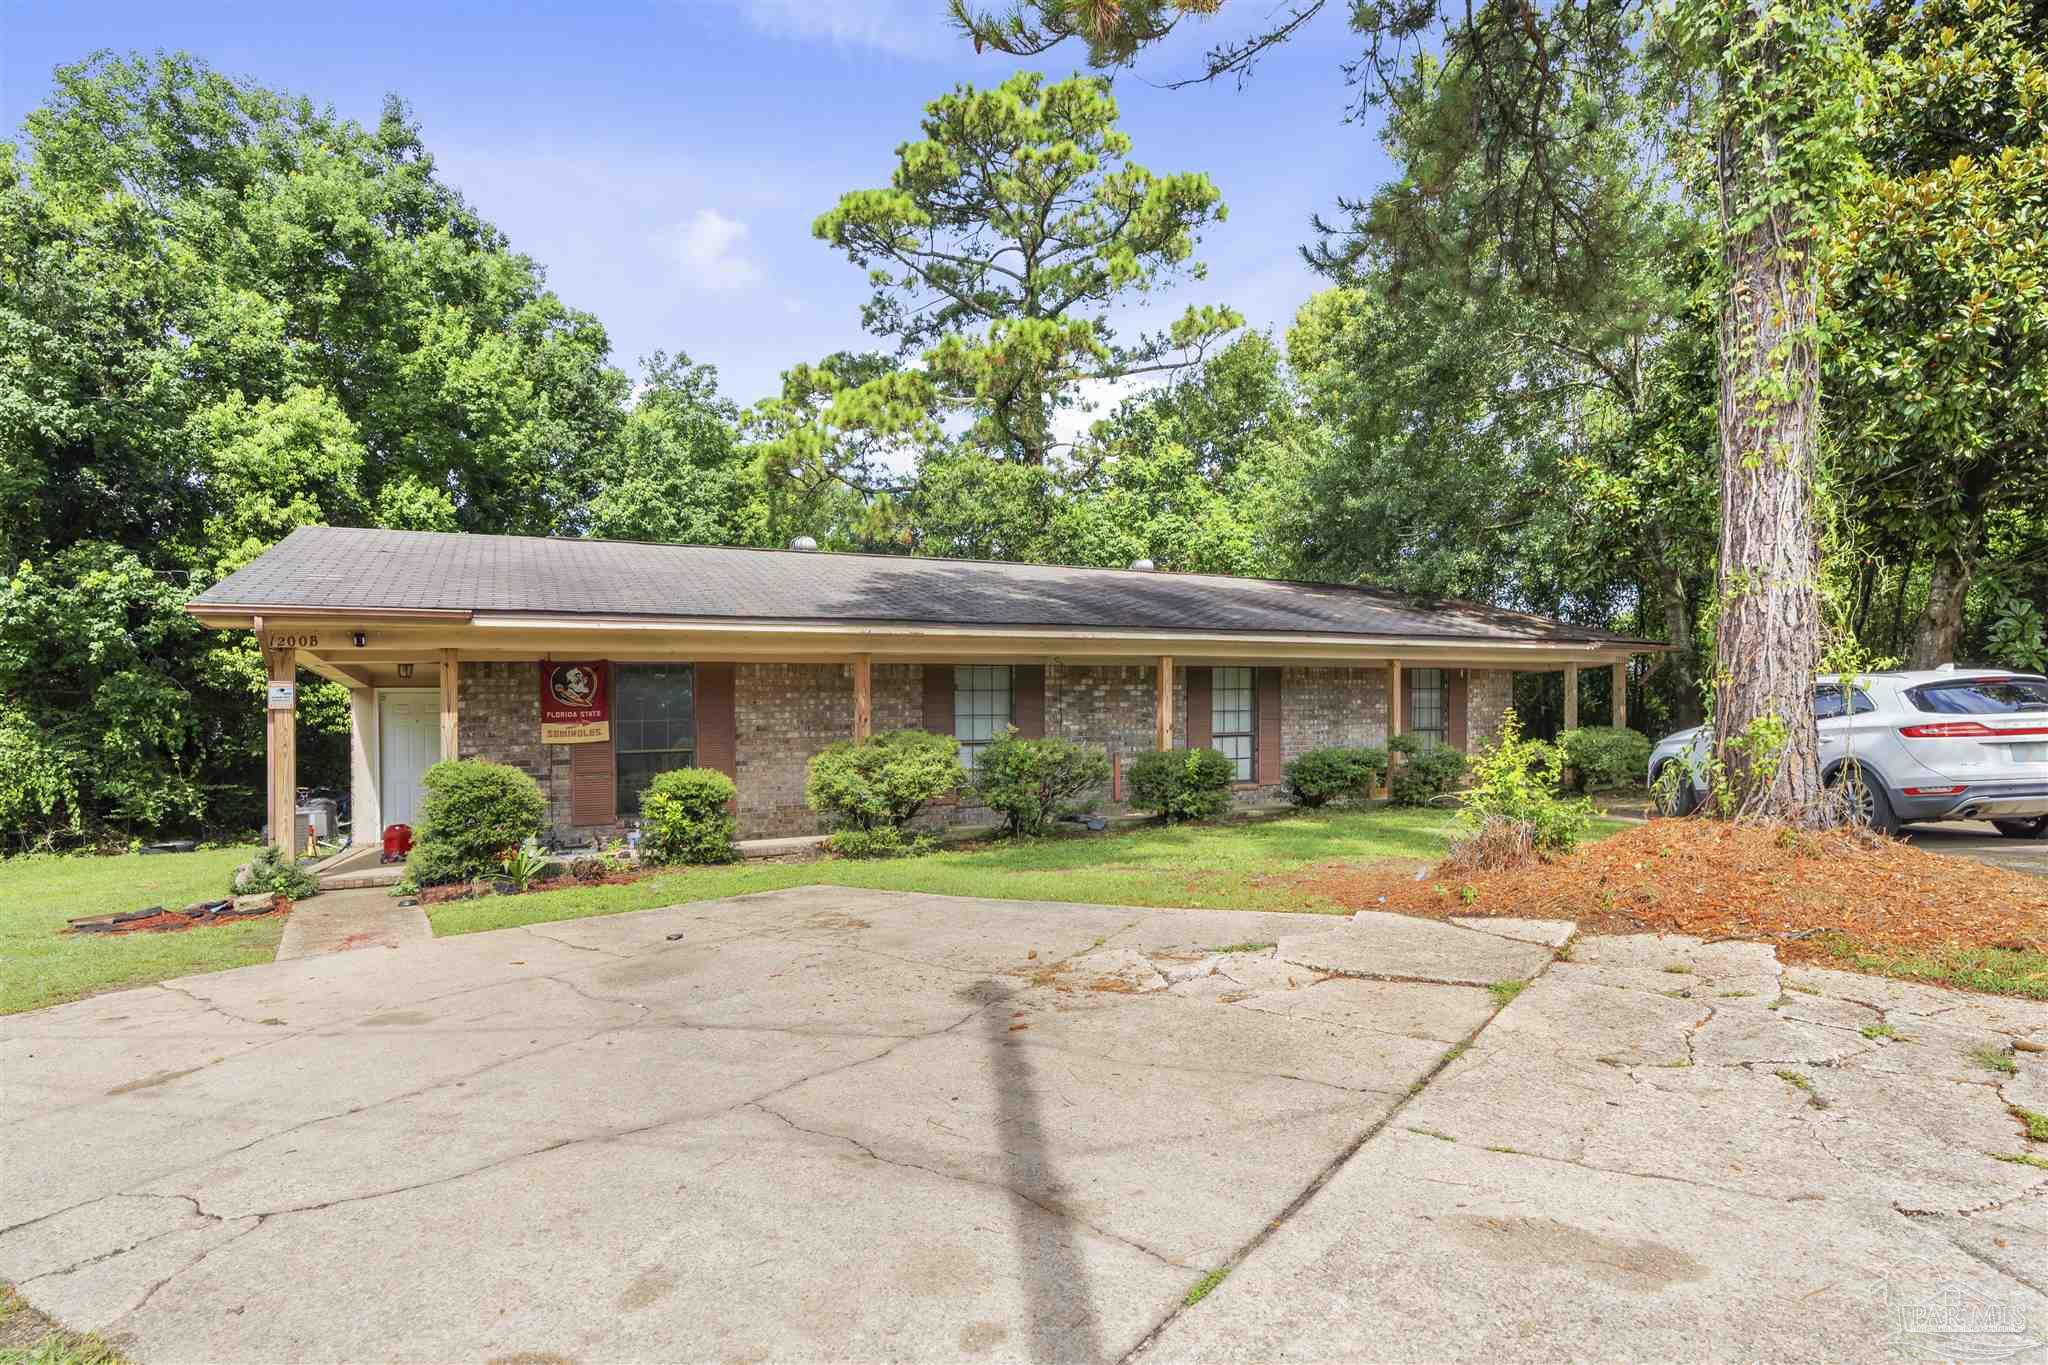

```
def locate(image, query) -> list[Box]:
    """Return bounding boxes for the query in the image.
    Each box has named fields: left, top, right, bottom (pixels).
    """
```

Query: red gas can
left=382, top=823, right=413, bottom=863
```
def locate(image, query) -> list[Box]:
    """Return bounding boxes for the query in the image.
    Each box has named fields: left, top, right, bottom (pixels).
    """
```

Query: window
left=954, top=665, right=1013, bottom=770
left=1212, top=666, right=1255, bottom=782
left=1812, top=686, right=1876, bottom=721
left=1407, top=668, right=1447, bottom=746
left=614, top=664, right=695, bottom=816
left=1906, top=676, right=2048, bottom=715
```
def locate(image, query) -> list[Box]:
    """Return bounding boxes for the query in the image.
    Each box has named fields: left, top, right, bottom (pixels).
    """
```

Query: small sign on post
left=266, top=682, right=296, bottom=710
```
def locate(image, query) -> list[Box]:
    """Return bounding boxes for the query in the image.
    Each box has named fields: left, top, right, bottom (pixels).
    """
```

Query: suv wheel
left=1829, top=767, right=1900, bottom=836
left=1652, top=764, right=1700, bottom=816
left=1991, top=815, right=2048, bottom=839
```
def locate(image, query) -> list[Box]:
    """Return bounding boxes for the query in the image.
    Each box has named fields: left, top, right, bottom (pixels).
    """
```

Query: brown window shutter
left=1013, top=664, right=1045, bottom=739
left=697, top=663, right=737, bottom=778
left=1255, top=667, right=1281, bottom=783
left=1447, top=669, right=1470, bottom=751
left=1185, top=667, right=1213, bottom=750
left=569, top=736, right=616, bottom=827
left=923, top=664, right=954, bottom=736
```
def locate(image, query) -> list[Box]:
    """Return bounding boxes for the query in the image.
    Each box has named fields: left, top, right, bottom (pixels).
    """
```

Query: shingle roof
left=191, top=527, right=1657, bottom=646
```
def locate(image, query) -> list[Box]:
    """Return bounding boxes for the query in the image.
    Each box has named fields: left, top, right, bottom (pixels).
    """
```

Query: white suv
left=1648, top=667, right=2048, bottom=837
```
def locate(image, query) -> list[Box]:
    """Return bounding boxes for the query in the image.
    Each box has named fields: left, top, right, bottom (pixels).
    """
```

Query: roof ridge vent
left=1129, top=558, right=1156, bottom=572
left=788, top=535, right=819, bottom=552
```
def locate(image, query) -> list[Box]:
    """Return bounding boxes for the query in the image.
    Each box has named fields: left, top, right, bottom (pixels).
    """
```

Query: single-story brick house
left=189, top=526, right=1663, bottom=851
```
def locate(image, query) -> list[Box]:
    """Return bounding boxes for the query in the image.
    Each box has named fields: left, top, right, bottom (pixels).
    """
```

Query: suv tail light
left=1900, top=721, right=1996, bottom=738
left=1901, top=785, right=1967, bottom=797
left=1899, top=720, right=2048, bottom=738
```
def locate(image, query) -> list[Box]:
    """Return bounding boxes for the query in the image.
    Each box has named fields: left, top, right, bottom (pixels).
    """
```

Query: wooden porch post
left=1388, top=659, right=1403, bottom=739
left=1612, top=660, right=1628, bottom=729
left=261, top=622, right=298, bottom=857
left=1155, top=656, right=1174, bottom=750
left=439, top=649, right=460, bottom=761
left=1564, top=663, right=1580, bottom=731
left=851, top=653, right=873, bottom=743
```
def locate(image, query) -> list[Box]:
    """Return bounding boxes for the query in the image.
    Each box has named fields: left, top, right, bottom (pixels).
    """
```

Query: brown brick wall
left=449, top=657, right=1522, bottom=842
left=456, top=662, right=577, bottom=832
left=1467, top=669, right=1515, bottom=752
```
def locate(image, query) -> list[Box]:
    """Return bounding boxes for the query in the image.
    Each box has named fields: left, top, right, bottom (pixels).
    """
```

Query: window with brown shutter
left=697, top=663, right=737, bottom=778
left=1256, top=667, right=1281, bottom=783
left=1447, top=669, right=1469, bottom=751
left=923, top=664, right=952, bottom=735
left=569, top=735, right=617, bottom=827
left=1186, top=667, right=1213, bottom=750
left=1013, top=665, right=1045, bottom=739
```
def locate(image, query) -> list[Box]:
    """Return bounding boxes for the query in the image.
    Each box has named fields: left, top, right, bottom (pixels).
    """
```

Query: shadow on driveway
left=971, top=980, right=1103, bottom=1364
left=1902, top=820, right=2048, bottom=878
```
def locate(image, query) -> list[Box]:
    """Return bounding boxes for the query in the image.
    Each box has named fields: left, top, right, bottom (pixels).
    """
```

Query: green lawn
left=429, top=808, right=1586, bottom=937
left=0, top=845, right=277, bottom=1015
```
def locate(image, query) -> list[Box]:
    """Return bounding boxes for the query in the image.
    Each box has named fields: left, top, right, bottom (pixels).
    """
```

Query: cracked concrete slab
left=1146, top=929, right=2048, bottom=1362
left=1279, top=910, right=1555, bottom=986
left=0, top=887, right=1494, bottom=1365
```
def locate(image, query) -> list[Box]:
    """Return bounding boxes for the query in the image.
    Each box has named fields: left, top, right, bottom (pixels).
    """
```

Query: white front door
left=378, top=690, right=441, bottom=830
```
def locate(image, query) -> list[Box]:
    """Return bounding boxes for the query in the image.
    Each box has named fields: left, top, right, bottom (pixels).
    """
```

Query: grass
left=1206, top=940, right=1276, bottom=954
left=1183, top=1268, right=1229, bottom=1307
left=428, top=807, right=1484, bottom=938
left=1814, top=935, right=2048, bottom=1003
left=0, top=846, right=276, bottom=1015
left=1486, top=979, right=1527, bottom=1008
left=2011, top=1106, right=2048, bottom=1143
left=1991, top=1152, right=2048, bottom=1171
left=1774, top=1069, right=1828, bottom=1110
left=1860, top=1022, right=1909, bottom=1042
left=1967, top=1044, right=2017, bottom=1075
left=0, top=1285, right=126, bottom=1364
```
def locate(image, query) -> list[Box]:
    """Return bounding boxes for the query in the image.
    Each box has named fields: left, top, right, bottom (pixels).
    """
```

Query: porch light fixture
left=352, top=631, right=367, bottom=647
left=398, top=663, right=414, bottom=679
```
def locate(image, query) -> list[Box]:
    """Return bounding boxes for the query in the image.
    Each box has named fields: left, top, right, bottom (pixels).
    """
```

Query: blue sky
left=1, top=0, right=1395, bottom=412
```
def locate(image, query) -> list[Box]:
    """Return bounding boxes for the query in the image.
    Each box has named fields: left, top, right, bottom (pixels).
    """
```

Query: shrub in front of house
left=1386, top=733, right=1467, bottom=807
left=1446, top=709, right=1592, bottom=870
left=971, top=732, right=1112, bottom=836
left=805, top=729, right=963, bottom=850
left=1557, top=725, right=1653, bottom=792
left=825, top=826, right=938, bottom=859
left=228, top=844, right=318, bottom=900
left=404, top=759, right=546, bottom=886
left=1126, top=747, right=1235, bottom=822
left=639, top=767, right=738, bottom=865
left=1282, top=745, right=1389, bottom=808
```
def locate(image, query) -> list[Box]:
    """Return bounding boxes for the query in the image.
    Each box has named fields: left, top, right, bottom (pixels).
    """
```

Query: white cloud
left=670, top=209, right=764, bottom=291
left=732, top=0, right=949, bottom=58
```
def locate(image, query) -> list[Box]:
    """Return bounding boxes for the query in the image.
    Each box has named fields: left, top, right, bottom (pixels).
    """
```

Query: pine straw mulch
left=1273, top=819, right=2048, bottom=965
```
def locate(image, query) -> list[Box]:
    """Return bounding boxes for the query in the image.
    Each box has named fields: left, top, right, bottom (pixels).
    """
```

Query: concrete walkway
left=274, top=886, right=430, bottom=960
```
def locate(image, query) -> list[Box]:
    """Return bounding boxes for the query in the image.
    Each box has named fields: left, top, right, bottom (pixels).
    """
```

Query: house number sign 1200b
left=267, top=634, right=319, bottom=649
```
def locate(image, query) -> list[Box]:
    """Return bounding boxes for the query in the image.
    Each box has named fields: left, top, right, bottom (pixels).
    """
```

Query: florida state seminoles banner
left=540, top=661, right=609, bottom=744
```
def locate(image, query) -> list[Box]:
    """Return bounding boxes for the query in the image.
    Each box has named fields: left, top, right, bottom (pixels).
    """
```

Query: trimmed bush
left=971, top=732, right=1112, bottom=836
left=1448, top=709, right=1592, bottom=868
left=1386, top=733, right=1467, bottom=807
left=805, top=729, right=963, bottom=834
left=229, top=845, right=318, bottom=900
left=405, top=759, right=546, bottom=886
left=1282, top=745, right=1389, bottom=808
left=1126, top=747, right=1235, bottom=822
left=640, top=767, right=738, bottom=865
left=1558, top=725, right=1654, bottom=792
left=825, top=826, right=937, bottom=860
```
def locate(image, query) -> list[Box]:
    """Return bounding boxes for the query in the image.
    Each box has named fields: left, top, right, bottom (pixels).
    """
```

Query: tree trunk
left=1658, top=556, right=1704, bottom=728
left=1908, top=550, right=1971, bottom=670
left=1708, top=62, right=1825, bottom=824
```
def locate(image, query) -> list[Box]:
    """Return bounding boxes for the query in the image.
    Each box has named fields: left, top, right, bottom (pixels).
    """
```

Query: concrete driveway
left=3, top=888, right=2044, bottom=1363
left=1905, top=820, right=2048, bottom=878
